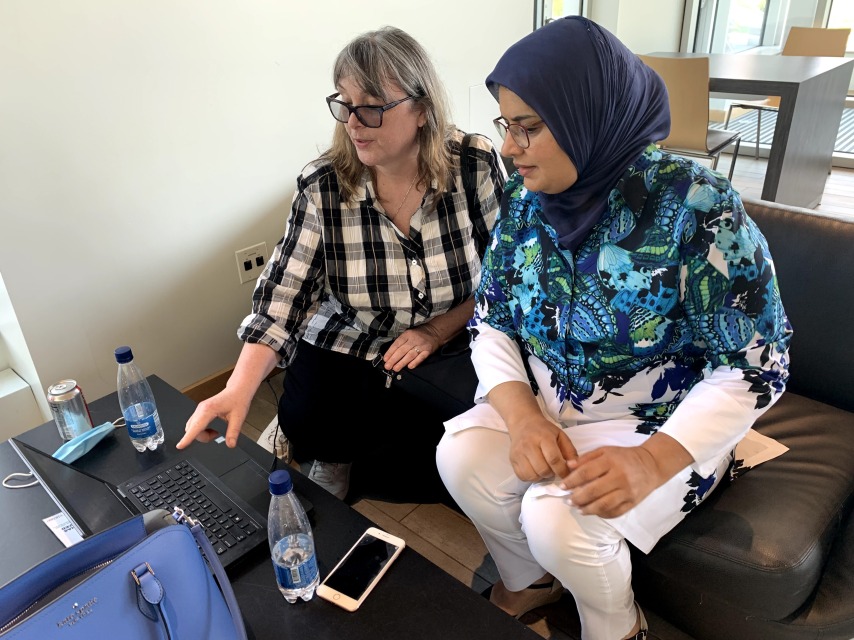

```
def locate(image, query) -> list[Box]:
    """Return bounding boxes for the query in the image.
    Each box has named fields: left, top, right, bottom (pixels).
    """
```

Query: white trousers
left=437, top=427, right=639, bottom=640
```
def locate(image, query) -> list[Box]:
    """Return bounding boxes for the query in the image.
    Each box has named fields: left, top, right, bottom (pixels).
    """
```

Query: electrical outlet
left=235, top=242, right=269, bottom=285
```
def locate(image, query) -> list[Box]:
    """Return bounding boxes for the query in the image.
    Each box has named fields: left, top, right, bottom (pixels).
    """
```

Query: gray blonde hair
left=322, top=26, right=457, bottom=202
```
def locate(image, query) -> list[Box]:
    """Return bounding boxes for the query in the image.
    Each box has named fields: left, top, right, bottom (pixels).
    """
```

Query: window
left=827, top=0, right=854, bottom=52
left=695, top=0, right=772, bottom=54
left=536, top=0, right=585, bottom=29
left=717, top=0, right=769, bottom=53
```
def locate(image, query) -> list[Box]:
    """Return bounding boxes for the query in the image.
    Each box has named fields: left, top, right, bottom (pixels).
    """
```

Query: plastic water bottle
left=268, top=469, right=319, bottom=603
left=114, top=346, right=165, bottom=452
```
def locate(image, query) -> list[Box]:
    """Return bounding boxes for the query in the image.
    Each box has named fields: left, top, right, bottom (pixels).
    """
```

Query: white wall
left=0, top=0, right=530, bottom=418
left=0, top=273, right=47, bottom=424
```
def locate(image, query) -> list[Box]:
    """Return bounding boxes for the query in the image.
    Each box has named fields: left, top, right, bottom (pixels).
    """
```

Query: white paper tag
left=43, top=512, right=84, bottom=548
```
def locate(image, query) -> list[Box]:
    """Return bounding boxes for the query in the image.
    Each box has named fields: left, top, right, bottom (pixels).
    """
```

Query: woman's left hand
left=383, top=325, right=441, bottom=372
left=561, top=432, right=694, bottom=518
left=559, top=446, right=661, bottom=518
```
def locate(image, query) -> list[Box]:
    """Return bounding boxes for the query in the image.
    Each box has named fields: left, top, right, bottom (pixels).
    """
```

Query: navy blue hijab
left=486, top=17, right=670, bottom=251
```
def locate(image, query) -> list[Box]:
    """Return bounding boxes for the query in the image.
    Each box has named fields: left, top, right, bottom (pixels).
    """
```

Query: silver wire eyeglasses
left=493, top=117, right=541, bottom=149
left=326, top=93, right=415, bottom=128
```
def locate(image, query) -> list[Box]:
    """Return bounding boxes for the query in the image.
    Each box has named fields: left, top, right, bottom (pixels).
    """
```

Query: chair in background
left=724, top=26, right=851, bottom=159
left=639, top=54, right=742, bottom=180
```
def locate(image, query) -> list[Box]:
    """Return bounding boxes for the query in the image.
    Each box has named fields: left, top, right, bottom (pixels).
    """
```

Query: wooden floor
left=236, top=156, right=854, bottom=640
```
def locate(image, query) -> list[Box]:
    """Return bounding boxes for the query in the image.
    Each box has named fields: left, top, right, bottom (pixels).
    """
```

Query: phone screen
left=322, top=531, right=398, bottom=599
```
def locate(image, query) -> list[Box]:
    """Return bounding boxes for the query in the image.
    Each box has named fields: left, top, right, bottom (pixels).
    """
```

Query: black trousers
left=278, top=340, right=452, bottom=504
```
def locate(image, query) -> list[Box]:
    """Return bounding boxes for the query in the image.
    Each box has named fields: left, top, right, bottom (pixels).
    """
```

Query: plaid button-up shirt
left=238, top=133, right=505, bottom=365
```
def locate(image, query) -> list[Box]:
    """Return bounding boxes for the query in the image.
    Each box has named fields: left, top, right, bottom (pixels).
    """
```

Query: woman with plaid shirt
left=178, top=26, right=505, bottom=503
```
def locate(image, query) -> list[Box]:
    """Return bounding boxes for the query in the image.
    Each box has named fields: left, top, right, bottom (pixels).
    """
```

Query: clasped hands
left=509, top=417, right=665, bottom=519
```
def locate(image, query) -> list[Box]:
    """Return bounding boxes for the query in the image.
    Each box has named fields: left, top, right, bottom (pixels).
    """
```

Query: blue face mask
left=52, top=421, right=118, bottom=463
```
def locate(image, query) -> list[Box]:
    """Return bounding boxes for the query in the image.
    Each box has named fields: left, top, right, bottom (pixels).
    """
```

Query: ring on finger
left=413, top=347, right=422, bottom=354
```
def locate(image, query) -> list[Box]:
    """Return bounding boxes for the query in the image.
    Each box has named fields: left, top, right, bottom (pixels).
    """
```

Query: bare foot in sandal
left=488, top=575, right=563, bottom=618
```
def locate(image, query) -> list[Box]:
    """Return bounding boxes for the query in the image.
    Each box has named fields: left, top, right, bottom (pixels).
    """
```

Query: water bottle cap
left=114, top=346, right=134, bottom=364
left=269, top=469, right=293, bottom=495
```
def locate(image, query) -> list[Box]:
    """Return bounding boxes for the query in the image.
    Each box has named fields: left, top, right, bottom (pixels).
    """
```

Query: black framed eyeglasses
left=493, top=117, right=538, bottom=149
left=326, top=93, right=415, bottom=128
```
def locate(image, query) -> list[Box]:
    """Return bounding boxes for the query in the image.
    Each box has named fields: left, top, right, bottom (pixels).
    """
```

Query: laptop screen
left=10, top=439, right=136, bottom=537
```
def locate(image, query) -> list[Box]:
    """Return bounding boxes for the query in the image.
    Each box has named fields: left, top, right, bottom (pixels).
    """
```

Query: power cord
left=265, top=375, right=284, bottom=474
left=2, top=472, right=38, bottom=489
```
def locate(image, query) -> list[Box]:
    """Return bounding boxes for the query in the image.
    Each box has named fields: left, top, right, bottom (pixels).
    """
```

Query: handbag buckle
left=130, top=562, right=155, bottom=586
left=171, top=506, right=200, bottom=528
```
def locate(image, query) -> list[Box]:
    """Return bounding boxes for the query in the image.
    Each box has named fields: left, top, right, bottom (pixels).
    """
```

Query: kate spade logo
left=56, top=597, right=98, bottom=628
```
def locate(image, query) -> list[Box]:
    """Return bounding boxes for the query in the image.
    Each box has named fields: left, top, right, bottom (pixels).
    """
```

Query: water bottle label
left=274, top=554, right=319, bottom=590
left=125, top=413, right=157, bottom=439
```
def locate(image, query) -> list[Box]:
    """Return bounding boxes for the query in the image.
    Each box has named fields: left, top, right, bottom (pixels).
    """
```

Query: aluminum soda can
left=47, top=379, right=94, bottom=441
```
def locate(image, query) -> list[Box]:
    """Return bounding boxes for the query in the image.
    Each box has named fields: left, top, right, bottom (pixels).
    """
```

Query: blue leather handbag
left=0, top=508, right=247, bottom=639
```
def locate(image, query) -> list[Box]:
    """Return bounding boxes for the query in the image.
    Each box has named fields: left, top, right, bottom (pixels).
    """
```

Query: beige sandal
left=488, top=578, right=564, bottom=619
left=627, top=601, right=648, bottom=639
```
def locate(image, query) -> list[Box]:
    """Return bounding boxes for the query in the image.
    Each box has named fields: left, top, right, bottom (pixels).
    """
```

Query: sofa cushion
left=632, top=391, right=854, bottom=620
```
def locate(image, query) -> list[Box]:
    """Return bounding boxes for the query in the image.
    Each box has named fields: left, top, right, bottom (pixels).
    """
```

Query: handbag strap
left=460, top=131, right=491, bottom=260
left=176, top=510, right=248, bottom=640
left=460, top=132, right=476, bottom=214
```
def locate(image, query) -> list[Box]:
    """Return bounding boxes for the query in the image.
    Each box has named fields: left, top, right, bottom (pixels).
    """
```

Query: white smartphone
left=316, top=526, right=406, bottom=611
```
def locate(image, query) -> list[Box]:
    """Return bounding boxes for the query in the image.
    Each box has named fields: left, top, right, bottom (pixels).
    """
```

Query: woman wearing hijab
left=436, top=17, right=791, bottom=640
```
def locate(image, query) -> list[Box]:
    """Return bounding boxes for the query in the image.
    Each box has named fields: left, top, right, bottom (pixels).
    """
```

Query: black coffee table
left=8, top=376, right=541, bottom=640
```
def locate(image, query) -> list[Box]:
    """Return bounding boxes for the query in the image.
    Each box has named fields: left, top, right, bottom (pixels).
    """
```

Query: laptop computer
left=9, top=438, right=311, bottom=573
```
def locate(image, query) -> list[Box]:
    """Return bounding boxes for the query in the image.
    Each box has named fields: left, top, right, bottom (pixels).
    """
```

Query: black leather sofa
left=630, top=197, right=854, bottom=640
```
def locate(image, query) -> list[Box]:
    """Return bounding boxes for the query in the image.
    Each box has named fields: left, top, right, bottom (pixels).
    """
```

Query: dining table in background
left=648, top=52, right=854, bottom=209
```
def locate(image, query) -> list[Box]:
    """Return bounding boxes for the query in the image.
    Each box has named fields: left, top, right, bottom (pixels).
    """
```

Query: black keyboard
left=120, top=459, right=266, bottom=566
